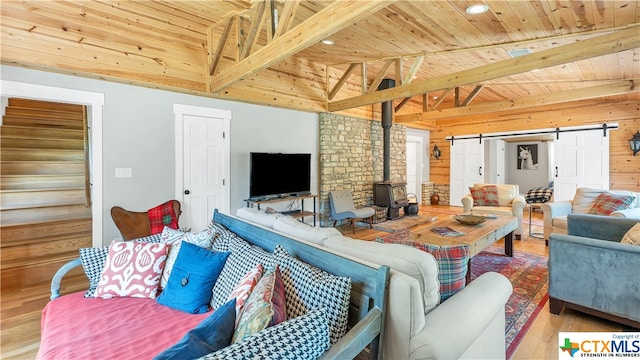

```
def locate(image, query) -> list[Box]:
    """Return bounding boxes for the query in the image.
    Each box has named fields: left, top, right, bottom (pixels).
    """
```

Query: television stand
left=244, top=194, right=317, bottom=226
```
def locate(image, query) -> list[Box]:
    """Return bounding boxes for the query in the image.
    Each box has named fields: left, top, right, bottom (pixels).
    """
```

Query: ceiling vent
left=507, top=49, right=532, bottom=58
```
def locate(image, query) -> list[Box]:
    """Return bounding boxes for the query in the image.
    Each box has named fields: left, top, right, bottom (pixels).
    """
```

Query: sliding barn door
left=449, top=138, right=484, bottom=206
left=553, top=130, right=610, bottom=201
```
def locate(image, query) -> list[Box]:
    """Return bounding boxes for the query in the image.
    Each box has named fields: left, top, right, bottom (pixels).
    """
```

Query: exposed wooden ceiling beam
left=404, top=56, right=424, bottom=85
left=367, top=59, right=394, bottom=94
left=240, top=0, right=267, bottom=59
left=274, top=0, right=300, bottom=38
left=209, top=0, right=393, bottom=93
left=328, top=62, right=358, bottom=100
left=395, top=80, right=637, bottom=123
left=328, top=25, right=640, bottom=112
left=461, top=85, right=484, bottom=106
left=431, top=88, right=452, bottom=111
left=394, top=97, right=411, bottom=112
left=209, top=17, right=235, bottom=76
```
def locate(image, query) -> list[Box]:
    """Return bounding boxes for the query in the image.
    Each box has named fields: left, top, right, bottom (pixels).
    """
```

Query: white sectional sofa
left=541, top=187, right=640, bottom=241
left=236, top=207, right=514, bottom=360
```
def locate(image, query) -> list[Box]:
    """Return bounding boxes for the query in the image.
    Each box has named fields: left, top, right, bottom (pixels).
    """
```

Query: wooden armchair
left=111, top=200, right=181, bottom=241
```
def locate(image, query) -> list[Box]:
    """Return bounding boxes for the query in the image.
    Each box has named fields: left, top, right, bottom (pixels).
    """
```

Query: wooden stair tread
left=1, top=124, right=84, bottom=140
left=1, top=186, right=85, bottom=193
left=0, top=174, right=85, bottom=191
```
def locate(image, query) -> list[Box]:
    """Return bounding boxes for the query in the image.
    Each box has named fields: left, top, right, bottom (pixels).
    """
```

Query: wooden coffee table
left=409, top=214, right=518, bottom=283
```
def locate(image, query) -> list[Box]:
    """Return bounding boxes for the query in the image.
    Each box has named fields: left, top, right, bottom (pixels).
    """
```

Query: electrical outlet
left=115, top=168, right=132, bottom=178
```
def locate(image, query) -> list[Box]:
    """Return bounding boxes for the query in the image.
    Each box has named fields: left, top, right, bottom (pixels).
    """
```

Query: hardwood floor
left=337, top=205, right=627, bottom=360
left=1, top=271, right=86, bottom=359
left=0, top=205, right=626, bottom=359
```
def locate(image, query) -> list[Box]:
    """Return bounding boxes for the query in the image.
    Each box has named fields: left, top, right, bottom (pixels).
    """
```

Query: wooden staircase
left=1, top=98, right=92, bottom=358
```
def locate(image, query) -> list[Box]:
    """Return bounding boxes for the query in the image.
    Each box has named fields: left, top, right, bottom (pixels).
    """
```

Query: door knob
left=184, top=190, right=190, bottom=195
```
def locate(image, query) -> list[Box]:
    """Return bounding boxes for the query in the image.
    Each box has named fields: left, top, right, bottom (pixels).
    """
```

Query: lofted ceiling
left=1, top=0, right=639, bottom=128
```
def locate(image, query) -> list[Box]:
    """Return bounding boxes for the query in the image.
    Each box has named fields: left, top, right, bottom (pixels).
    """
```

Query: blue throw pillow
left=157, top=242, right=230, bottom=314
left=154, top=298, right=236, bottom=360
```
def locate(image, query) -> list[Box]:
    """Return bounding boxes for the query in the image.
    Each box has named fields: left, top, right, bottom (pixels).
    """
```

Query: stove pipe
left=378, top=79, right=395, bottom=182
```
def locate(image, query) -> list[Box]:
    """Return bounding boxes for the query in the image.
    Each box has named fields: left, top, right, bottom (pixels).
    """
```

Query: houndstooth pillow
left=210, top=237, right=275, bottom=309
left=79, top=247, right=109, bottom=298
left=273, top=245, right=351, bottom=345
left=209, top=222, right=239, bottom=253
left=79, top=233, right=163, bottom=297
left=199, top=308, right=329, bottom=360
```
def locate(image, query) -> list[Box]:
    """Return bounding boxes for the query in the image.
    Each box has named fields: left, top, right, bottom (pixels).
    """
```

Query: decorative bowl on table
left=453, top=214, right=486, bottom=225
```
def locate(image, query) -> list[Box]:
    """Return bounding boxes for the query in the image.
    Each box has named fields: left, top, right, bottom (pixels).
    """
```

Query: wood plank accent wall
left=0, top=98, right=92, bottom=290
left=428, top=98, right=640, bottom=191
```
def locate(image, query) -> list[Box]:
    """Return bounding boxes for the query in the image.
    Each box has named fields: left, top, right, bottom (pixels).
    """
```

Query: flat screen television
left=249, top=152, right=311, bottom=200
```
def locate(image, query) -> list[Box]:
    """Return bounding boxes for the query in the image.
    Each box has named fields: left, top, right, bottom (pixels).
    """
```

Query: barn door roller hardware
left=445, top=123, right=617, bottom=143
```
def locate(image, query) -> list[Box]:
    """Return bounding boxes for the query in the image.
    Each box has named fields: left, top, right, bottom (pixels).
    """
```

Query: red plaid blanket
left=148, top=201, right=179, bottom=235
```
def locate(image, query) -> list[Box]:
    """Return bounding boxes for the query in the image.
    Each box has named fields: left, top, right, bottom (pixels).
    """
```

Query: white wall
left=1, top=65, right=318, bottom=244
left=505, top=141, right=550, bottom=192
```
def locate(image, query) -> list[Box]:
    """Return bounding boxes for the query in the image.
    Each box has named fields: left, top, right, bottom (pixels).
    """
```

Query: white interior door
left=450, top=138, right=484, bottom=205
left=495, top=139, right=506, bottom=184
left=174, top=105, right=231, bottom=231
left=485, top=139, right=505, bottom=184
left=553, top=130, right=609, bottom=201
left=406, top=136, right=423, bottom=203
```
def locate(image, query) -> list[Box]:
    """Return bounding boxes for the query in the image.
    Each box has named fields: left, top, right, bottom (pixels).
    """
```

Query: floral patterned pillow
left=225, top=264, right=265, bottom=325
left=232, top=265, right=287, bottom=344
left=94, top=241, right=169, bottom=299
left=160, top=226, right=218, bottom=289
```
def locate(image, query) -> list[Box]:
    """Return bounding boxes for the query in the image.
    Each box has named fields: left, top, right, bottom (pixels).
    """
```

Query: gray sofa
left=236, top=207, right=514, bottom=360
left=548, top=214, right=640, bottom=328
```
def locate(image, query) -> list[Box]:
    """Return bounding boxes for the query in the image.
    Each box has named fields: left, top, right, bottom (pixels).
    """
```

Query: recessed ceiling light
left=321, top=39, right=335, bottom=45
left=466, top=4, right=489, bottom=15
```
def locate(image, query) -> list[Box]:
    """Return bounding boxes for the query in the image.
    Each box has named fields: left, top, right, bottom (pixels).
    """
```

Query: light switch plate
left=115, top=168, right=132, bottom=178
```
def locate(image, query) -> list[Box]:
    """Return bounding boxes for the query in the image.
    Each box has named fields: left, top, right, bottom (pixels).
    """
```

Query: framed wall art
left=517, top=144, right=539, bottom=170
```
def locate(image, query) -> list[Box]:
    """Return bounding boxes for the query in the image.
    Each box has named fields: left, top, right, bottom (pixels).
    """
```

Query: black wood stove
left=373, top=181, right=409, bottom=219
left=373, top=78, right=409, bottom=220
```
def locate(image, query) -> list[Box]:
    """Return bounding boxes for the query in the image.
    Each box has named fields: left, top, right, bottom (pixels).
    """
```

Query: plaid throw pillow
left=525, top=186, right=553, bottom=204
left=148, top=201, right=179, bottom=235
left=376, top=237, right=469, bottom=302
left=469, top=186, right=500, bottom=206
left=588, top=193, right=635, bottom=215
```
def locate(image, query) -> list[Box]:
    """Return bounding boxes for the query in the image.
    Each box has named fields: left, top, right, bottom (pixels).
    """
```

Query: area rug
left=470, top=245, right=548, bottom=358
left=380, top=231, right=548, bottom=358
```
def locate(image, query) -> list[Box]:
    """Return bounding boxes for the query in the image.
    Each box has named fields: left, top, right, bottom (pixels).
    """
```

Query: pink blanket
left=37, top=292, right=209, bottom=359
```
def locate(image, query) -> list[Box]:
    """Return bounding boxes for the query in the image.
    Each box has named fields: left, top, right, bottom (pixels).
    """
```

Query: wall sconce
left=432, top=144, right=441, bottom=160
left=630, top=131, right=640, bottom=156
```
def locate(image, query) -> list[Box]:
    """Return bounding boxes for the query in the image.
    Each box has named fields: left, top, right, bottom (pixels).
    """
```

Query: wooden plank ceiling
left=1, top=0, right=639, bottom=126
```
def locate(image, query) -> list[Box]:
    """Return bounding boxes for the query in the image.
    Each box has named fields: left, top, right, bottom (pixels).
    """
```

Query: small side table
left=528, top=203, right=544, bottom=239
